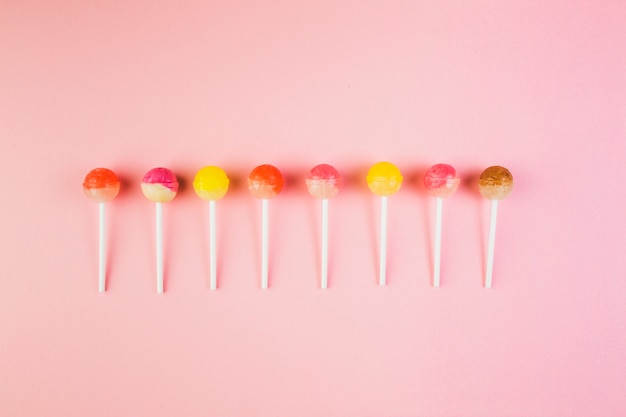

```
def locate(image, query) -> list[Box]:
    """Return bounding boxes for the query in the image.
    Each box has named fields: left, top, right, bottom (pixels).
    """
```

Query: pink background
left=1, top=1, right=625, bottom=416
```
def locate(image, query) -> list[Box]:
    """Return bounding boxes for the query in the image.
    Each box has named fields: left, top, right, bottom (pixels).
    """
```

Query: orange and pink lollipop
left=83, top=168, right=121, bottom=292
left=248, top=164, right=284, bottom=289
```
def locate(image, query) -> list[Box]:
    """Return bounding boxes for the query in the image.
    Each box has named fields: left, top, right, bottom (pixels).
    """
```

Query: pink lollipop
left=141, top=168, right=179, bottom=293
left=305, top=164, right=342, bottom=288
left=424, top=164, right=460, bottom=287
left=141, top=168, right=178, bottom=203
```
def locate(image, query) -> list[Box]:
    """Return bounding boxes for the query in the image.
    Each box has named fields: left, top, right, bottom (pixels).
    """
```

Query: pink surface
left=1, top=1, right=625, bottom=416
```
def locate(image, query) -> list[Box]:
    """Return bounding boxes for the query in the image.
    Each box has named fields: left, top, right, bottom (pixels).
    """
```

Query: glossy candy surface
left=478, top=166, right=514, bottom=200
left=141, top=167, right=179, bottom=203
left=305, top=164, right=342, bottom=199
left=248, top=164, right=284, bottom=199
left=193, top=166, right=229, bottom=201
left=83, top=168, right=120, bottom=202
left=366, top=162, right=403, bottom=196
left=424, top=164, right=460, bottom=199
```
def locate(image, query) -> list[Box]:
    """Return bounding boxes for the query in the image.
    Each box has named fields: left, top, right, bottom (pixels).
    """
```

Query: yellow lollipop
left=193, top=166, right=230, bottom=290
left=366, top=162, right=403, bottom=196
left=193, top=166, right=230, bottom=201
left=367, top=162, right=403, bottom=285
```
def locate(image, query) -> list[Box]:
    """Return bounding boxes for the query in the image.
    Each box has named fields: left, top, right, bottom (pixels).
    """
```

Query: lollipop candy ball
left=478, top=166, right=513, bottom=200
left=306, top=164, right=342, bottom=199
left=193, top=166, right=230, bottom=201
left=248, top=164, right=284, bottom=199
left=141, top=167, right=179, bottom=203
left=83, top=168, right=120, bottom=202
left=367, top=162, right=403, bottom=196
left=424, top=164, right=460, bottom=199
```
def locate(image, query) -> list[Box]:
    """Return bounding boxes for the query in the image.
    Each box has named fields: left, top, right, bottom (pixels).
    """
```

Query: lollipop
left=305, top=164, right=342, bottom=289
left=141, top=167, right=178, bottom=293
left=193, top=166, right=230, bottom=290
left=367, top=162, right=403, bottom=285
left=424, top=164, right=460, bottom=287
left=248, top=164, right=284, bottom=289
left=478, top=166, right=513, bottom=288
left=83, top=168, right=120, bottom=292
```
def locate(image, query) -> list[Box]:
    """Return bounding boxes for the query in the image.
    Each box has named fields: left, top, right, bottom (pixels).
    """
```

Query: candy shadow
left=116, top=173, right=135, bottom=200
left=296, top=167, right=319, bottom=284
left=347, top=163, right=379, bottom=284
left=306, top=198, right=322, bottom=287
left=194, top=201, right=212, bottom=290
left=326, top=198, right=341, bottom=289
left=225, top=171, right=247, bottom=195
left=141, top=203, right=163, bottom=293
left=213, top=201, right=229, bottom=291
left=463, top=167, right=488, bottom=286
left=176, top=173, right=190, bottom=196
left=246, top=196, right=266, bottom=288
left=344, top=164, right=370, bottom=191
left=163, top=203, right=174, bottom=293
left=104, top=203, right=117, bottom=292
left=406, top=165, right=434, bottom=286
left=219, top=164, right=257, bottom=198
left=281, top=170, right=301, bottom=195
left=104, top=171, right=135, bottom=292
left=218, top=171, right=256, bottom=287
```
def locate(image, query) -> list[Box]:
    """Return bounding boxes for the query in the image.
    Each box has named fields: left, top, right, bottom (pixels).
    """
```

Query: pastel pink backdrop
left=1, top=1, right=625, bottom=416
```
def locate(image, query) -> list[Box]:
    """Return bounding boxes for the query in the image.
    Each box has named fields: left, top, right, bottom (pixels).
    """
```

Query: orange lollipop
left=248, top=164, right=284, bottom=199
left=248, top=164, right=284, bottom=288
left=83, top=168, right=120, bottom=203
left=83, top=168, right=120, bottom=292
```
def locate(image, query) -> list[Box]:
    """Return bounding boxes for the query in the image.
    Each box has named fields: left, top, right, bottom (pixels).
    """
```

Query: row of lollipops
left=83, top=163, right=514, bottom=294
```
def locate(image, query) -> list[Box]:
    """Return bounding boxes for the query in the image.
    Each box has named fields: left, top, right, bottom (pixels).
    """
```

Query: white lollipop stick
left=156, top=202, right=163, bottom=293
left=379, top=196, right=388, bottom=285
left=209, top=200, right=217, bottom=290
left=433, top=197, right=443, bottom=287
left=98, top=202, right=106, bottom=293
left=485, top=199, right=498, bottom=288
left=261, top=199, right=269, bottom=289
left=321, top=198, right=329, bottom=289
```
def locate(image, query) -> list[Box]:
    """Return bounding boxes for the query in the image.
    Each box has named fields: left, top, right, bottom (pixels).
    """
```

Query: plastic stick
left=485, top=199, right=498, bottom=288
left=209, top=200, right=217, bottom=290
left=261, top=199, right=269, bottom=289
left=321, top=198, right=329, bottom=289
left=98, top=202, right=106, bottom=293
left=156, top=202, right=163, bottom=293
left=379, top=196, right=388, bottom=286
left=434, top=197, right=442, bottom=287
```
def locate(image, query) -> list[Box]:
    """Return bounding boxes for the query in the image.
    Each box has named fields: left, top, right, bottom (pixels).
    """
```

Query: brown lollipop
left=479, top=166, right=514, bottom=288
